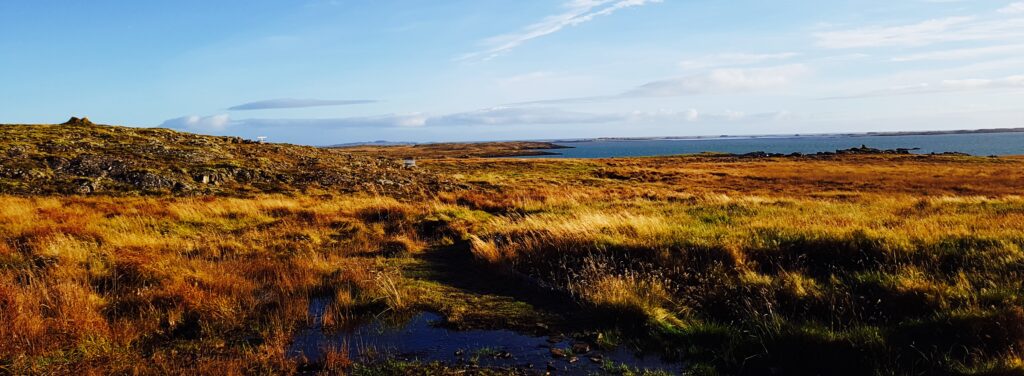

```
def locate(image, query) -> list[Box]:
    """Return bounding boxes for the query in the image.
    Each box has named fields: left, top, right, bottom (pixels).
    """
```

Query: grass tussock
left=0, top=195, right=430, bottom=374
left=469, top=193, right=1024, bottom=374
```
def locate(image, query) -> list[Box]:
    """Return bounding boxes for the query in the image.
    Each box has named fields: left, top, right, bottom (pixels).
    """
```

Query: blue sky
left=2, top=0, right=1023, bottom=144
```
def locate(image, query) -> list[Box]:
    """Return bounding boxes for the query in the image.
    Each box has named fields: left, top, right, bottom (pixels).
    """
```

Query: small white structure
left=403, top=158, right=417, bottom=168
left=256, top=136, right=268, bottom=144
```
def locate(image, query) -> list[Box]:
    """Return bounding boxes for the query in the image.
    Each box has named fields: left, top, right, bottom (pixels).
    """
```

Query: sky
left=1, top=0, right=1023, bottom=145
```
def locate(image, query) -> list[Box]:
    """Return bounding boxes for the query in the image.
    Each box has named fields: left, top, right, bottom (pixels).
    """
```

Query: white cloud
left=678, top=52, right=800, bottom=70
left=235, top=108, right=616, bottom=127
left=240, top=114, right=430, bottom=128
left=942, top=75, right=1024, bottom=89
left=160, top=114, right=232, bottom=131
left=432, top=107, right=618, bottom=125
left=625, top=109, right=794, bottom=123
left=891, top=43, right=1024, bottom=62
left=497, top=71, right=555, bottom=86
left=459, top=0, right=662, bottom=61
left=826, top=74, right=1024, bottom=98
left=161, top=106, right=796, bottom=134
left=228, top=98, right=377, bottom=111
left=626, top=65, right=809, bottom=97
left=625, top=109, right=700, bottom=122
left=684, top=109, right=700, bottom=121
left=1000, top=2, right=1024, bottom=14
left=814, top=16, right=1024, bottom=49
left=160, top=108, right=612, bottom=131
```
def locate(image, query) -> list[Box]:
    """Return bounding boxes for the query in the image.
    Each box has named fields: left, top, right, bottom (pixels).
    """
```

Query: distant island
left=862, top=127, right=1024, bottom=137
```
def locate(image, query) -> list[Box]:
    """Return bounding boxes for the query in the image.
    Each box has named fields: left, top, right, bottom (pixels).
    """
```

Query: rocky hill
left=0, top=119, right=455, bottom=196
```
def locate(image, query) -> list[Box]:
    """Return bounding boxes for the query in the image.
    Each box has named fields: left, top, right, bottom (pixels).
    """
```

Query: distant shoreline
left=861, top=127, right=1024, bottom=137
left=323, top=127, right=1024, bottom=147
left=329, top=141, right=572, bottom=158
left=548, top=127, right=1024, bottom=144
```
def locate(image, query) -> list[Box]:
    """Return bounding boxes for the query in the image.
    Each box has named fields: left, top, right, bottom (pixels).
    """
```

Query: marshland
left=2, top=122, right=1023, bottom=375
left=7, top=1, right=1024, bottom=374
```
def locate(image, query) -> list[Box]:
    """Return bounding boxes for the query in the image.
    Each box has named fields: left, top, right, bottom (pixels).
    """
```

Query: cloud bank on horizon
left=2, top=0, right=1023, bottom=144
left=228, top=98, right=378, bottom=111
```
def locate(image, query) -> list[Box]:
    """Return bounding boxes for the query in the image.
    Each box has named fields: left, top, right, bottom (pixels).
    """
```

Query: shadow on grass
left=411, top=241, right=581, bottom=331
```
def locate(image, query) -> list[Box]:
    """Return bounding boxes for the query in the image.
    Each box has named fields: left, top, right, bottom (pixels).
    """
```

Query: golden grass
left=2, top=154, right=1024, bottom=374
left=0, top=195, right=429, bottom=374
left=428, top=154, right=1024, bottom=198
left=432, top=177, right=1024, bottom=373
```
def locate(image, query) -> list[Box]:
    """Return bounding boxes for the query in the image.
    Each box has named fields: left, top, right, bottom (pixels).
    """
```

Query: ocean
left=527, top=132, right=1024, bottom=158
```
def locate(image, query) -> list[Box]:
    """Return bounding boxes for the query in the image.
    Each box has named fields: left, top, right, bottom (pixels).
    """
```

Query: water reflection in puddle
left=288, top=299, right=683, bottom=374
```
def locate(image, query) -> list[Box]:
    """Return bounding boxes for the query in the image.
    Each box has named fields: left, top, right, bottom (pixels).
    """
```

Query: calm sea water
left=528, top=132, right=1024, bottom=158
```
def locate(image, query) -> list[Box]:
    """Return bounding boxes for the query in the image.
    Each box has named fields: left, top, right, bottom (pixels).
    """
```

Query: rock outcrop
left=62, top=117, right=95, bottom=126
left=716, top=145, right=955, bottom=159
left=0, top=120, right=457, bottom=196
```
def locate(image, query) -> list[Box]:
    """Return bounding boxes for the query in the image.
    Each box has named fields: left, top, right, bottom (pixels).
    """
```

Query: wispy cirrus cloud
left=228, top=98, right=378, bottom=111
left=432, top=107, right=618, bottom=125
left=1000, top=2, right=1024, bottom=14
left=678, top=52, right=800, bottom=70
left=458, top=0, right=662, bottom=61
left=825, top=74, right=1024, bottom=99
left=891, top=43, right=1024, bottom=62
left=626, top=64, right=808, bottom=97
left=814, top=16, right=1024, bottom=49
left=511, top=64, right=809, bottom=105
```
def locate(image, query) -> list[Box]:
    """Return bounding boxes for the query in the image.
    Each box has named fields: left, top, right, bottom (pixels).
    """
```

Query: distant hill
left=331, top=141, right=570, bottom=158
left=327, top=140, right=418, bottom=147
left=0, top=119, right=453, bottom=196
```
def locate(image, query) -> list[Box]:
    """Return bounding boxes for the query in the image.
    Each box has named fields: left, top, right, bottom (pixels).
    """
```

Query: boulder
left=571, top=342, right=591, bottom=354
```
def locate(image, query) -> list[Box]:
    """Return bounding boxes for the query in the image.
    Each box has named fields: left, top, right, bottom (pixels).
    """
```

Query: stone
left=571, top=342, right=591, bottom=354
left=75, top=182, right=95, bottom=194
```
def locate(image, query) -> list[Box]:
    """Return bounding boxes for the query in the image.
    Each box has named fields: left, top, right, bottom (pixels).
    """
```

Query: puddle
left=289, top=298, right=684, bottom=374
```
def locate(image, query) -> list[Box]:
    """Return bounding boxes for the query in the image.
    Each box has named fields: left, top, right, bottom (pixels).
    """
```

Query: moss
left=402, top=265, right=556, bottom=332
